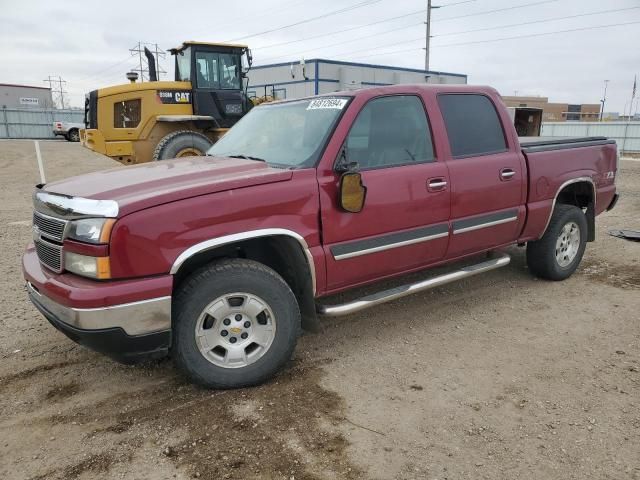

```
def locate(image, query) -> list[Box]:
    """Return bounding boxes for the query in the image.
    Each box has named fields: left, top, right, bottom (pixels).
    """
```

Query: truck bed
left=518, top=135, right=618, bottom=242
left=519, top=136, right=616, bottom=153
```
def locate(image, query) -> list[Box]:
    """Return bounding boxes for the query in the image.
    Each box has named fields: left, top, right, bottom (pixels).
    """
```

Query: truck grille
left=33, top=212, right=67, bottom=242
left=33, top=212, right=67, bottom=272
left=35, top=238, right=63, bottom=273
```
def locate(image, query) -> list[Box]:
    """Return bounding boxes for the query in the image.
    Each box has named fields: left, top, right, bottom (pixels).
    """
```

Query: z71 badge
left=157, top=90, right=192, bottom=104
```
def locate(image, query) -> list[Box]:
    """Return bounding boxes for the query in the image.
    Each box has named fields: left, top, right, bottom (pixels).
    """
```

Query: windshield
left=207, top=97, right=350, bottom=168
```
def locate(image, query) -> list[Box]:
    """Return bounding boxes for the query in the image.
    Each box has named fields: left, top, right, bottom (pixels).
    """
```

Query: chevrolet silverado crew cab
left=23, top=85, right=619, bottom=388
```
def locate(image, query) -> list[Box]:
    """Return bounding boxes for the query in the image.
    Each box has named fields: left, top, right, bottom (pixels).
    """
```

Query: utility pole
left=424, top=0, right=441, bottom=74
left=43, top=75, right=68, bottom=109
left=129, top=42, right=167, bottom=82
left=628, top=75, right=636, bottom=120
left=599, top=79, right=609, bottom=122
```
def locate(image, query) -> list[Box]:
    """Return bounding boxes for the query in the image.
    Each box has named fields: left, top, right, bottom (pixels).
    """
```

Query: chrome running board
left=317, top=252, right=511, bottom=317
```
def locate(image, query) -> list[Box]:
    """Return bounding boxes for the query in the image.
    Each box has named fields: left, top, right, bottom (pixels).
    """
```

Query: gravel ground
left=0, top=139, right=638, bottom=480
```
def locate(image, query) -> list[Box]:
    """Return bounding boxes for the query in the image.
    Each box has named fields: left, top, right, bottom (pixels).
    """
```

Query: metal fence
left=0, top=107, right=84, bottom=139
left=541, top=121, right=640, bottom=154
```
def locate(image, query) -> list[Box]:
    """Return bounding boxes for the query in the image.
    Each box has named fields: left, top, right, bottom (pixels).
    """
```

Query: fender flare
left=169, top=228, right=317, bottom=295
left=539, top=176, right=596, bottom=239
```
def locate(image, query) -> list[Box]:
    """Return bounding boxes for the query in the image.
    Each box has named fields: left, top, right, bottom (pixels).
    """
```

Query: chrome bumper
left=27, top=282, right=171, bottom=336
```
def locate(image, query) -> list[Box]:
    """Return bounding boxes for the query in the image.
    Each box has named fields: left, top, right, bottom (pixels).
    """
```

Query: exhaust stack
left=144, top=47, right=158, bottom=82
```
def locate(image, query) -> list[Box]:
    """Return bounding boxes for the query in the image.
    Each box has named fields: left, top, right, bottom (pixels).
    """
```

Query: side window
left=176, top=47, right=191, bottom=81
left=219, top=53, right=240, bottom=90
left=195, top=52, right=219, bottom=89
left=113, top=99, right=141, bottom=128
left=345, top=95, right=435, bottom=169
left=438, top=94, right=507, bottom=158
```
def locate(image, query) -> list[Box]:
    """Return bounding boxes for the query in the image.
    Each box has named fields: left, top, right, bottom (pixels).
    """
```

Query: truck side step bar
left=316, top=252, right=511, bottom=317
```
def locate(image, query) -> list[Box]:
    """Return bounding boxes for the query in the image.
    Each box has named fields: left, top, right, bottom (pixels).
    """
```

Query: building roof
left=251, top=58, right=467, bottom=79
left=0, top=83, right=51, bottom=91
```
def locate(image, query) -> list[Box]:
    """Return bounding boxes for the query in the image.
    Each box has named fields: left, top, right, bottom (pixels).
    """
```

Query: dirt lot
left=0, top=139, right=638, bottom=480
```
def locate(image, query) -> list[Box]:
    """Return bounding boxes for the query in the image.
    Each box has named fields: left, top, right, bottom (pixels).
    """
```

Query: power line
left=189, top=0, right=309, bottom=39
left=434, top=19, right=640, bottom=47
left=435, top=0, right=559, bottom=22
left=434, top=5, right=640, bottom=37
left=254, top=11, right=425, bottom=51
left=341, top=19, right=640, bottom=61
left=258, top=21, right=422, bottom=63
left=226, top=0, right=385, bottom=42
left=253, top=0, right=478, bottom=53
left=255, top=0, right=562, bottom=64
left=75, top=57, right=135, bottom=82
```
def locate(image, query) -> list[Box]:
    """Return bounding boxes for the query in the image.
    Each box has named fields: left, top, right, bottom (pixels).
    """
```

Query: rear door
left=319, top=94, right=451, bottom=292
left=436, top=93, right=526, bottom=258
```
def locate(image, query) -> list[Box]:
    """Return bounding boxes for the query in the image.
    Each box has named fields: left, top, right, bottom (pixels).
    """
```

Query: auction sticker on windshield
left=307, top=98, right=348, bottom=110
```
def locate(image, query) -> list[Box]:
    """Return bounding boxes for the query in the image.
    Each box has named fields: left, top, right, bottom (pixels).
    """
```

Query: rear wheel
left=526, top=204, right=587, bottom=281
left=67, top=129, right=80, bottom=142
left=153, top=130, right=212, bottom=160
left=173, top=259, right=301, bottom=388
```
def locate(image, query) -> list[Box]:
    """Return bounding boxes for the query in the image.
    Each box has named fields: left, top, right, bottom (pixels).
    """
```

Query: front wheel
left=526, top=204, right=588, bottom=281
left=172, top=259, right=301, bottom=388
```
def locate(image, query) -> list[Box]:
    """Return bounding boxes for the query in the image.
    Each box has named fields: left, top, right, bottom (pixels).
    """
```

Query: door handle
left=500, top=168, right=516, bottom=180
left=427, top=178, right=447, bottom=191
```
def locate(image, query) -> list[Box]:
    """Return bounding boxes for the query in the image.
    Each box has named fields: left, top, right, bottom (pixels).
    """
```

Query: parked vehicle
left=53, top=121, right=83, bottom=142
left=24, top=85, right=619, bottom=388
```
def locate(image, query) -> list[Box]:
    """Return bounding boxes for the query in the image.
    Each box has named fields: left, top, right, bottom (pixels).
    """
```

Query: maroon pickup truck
left=23, top=85, right=619, bottom=388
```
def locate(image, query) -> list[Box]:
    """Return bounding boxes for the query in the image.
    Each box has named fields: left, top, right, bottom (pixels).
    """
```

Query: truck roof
left=326, top=83, right=500, bottom=99
left=259, top=84, right=500, bottom=107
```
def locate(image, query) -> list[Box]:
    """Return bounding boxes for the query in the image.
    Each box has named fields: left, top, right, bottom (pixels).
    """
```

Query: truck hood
left=43, top=156, right=293, bottom=216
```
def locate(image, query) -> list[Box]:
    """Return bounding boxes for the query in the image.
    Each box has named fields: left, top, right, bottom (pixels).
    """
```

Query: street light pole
left=599, top=79, right=609, bottom=122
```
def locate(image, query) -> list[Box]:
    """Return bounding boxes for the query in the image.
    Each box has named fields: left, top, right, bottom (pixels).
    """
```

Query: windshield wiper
left=228, top=154, right=267, bottom=163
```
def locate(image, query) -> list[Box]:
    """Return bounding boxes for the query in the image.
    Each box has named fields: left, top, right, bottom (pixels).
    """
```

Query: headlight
left=67, top=218, right=115, bottom=244
left=64, top=251, right=111, bottom=279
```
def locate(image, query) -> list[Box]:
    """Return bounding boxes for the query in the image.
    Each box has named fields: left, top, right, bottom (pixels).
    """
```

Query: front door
left=319, top=95, right=451, bottom=292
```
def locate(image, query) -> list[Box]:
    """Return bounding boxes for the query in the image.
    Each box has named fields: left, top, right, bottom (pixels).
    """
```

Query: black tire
left=526, top=204, right=588, bottom=281
left=152, top=130, right=212, bottom=161
left=172, top=258, right=301, bottom=389
left=67, top=129, right=80, bottom=142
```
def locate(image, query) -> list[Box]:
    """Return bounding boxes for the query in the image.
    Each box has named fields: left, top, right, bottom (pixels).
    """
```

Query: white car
left=53, top=121, right=83, bottom=142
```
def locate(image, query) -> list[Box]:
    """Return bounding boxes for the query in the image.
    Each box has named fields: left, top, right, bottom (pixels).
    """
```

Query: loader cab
left=170, top=41, right=253, bottom=128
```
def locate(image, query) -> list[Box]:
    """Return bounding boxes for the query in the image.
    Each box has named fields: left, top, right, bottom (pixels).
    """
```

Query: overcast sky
left=1, top=0, right=638, bottom=113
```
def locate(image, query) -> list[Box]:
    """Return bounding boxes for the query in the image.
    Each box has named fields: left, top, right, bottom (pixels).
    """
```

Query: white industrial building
left=0, top=83, right=54, bottom=109
left=247, top=58, right=467, bottom=100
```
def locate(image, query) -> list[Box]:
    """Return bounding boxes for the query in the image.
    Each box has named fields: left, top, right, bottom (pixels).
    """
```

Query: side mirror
left=339, top=172, right=367, bottom=213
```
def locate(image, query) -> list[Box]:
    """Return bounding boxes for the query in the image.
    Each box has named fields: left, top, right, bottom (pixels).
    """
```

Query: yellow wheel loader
left=81, top=41, right=254, bottom=164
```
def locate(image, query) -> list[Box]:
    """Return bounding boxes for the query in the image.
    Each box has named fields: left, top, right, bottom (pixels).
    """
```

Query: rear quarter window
left=438, top=94, right=507, bottom=158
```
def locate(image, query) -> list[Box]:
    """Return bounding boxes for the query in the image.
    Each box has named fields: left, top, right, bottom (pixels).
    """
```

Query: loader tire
left=152, top=130, right=212, bottom=161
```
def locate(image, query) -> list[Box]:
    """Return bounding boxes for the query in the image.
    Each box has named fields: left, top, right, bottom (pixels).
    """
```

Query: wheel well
left=173, top=236, right=319, bottom=331
left=555, top=181, right=595, bottom=241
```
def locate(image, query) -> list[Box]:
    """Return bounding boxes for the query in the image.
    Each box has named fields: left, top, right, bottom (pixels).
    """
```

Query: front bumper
left=23, top=247, right=173, bottom=364
left=27, top=283, right=171, bottom=364
left=606, top=193, right=620, bottom=211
